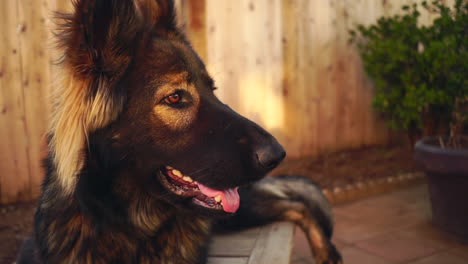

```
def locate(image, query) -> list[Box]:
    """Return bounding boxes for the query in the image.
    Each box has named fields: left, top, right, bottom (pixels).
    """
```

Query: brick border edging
left=322, top=172, right=426, bottom=205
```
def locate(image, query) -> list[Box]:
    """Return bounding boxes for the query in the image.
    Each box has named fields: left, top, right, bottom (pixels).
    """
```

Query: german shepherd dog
left=17, top=0, right=342, bottom=263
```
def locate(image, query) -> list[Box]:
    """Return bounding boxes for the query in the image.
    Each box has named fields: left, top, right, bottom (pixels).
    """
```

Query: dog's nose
left=255, top=143, right=286, bottom=170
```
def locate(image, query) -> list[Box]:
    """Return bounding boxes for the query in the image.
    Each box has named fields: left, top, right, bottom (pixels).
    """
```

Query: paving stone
left=392, top=184, right=428, bottom=202
left=398, top=222, right=464, bottom=250
left=340, top=246, right=395, bottom=264
left=354, top=231, right=443, bottom=262
left=334, top=208, right=428, bottom=244
left=291, top=184, right=466, bottom=264
left=407, top=252, right=468, bottom=264
left=449, top=245, right=468, bottom=261
left=335, top=188, right=430, bottom=222
left=332, top=237, right=349, bottom=250
left=333, top=213, right=394, bottom=243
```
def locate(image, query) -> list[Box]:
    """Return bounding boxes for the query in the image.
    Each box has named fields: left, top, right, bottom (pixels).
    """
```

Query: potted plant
left=350, top=0, right=468, bottom=241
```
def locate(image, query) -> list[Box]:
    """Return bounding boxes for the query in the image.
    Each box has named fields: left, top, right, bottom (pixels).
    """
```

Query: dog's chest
left=152, top=217, right=212, bottom=263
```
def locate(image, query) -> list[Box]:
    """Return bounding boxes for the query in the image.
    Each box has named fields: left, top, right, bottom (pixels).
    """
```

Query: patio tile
left=332, top=185, right=431, bottom=244
left=332, top=237, right=349, bottom=250
left=333, top=207, right=427, bottom=243
left=398, top=221, right=464, bottom=250
left=339, top=246, right=395, bottom=264
left=293, top=184, right=466, bottom=263
left=407, top=252, right=468, bottom=264
left=333, top=194, right=404, bottom=220
left=449, top=245, right=468, bottom=260
left=333, top=213, right=393, bottom=243
left=334, top=187, right=430, bottom=221
left=392, top=184, right=428, bottom=202
left=392, top=185, right=431, bottom=213
left=354, top=231, right=443, bottom=263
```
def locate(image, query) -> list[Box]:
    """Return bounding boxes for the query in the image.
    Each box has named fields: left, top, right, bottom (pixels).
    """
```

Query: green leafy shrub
left=350, top=0, right=468, bottom=143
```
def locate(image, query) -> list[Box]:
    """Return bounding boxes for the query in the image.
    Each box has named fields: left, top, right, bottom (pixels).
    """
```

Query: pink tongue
left=197, top=183, right=240, bottom=213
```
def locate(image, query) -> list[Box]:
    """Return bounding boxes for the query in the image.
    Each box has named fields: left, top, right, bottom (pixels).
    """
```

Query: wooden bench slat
left=209, top=237, right=258, bottom=257
left=209, top=227, right=261, bottom=257
left=208, top=257, right=249, bottom=264
left=247, top=222, right=295, bottom=264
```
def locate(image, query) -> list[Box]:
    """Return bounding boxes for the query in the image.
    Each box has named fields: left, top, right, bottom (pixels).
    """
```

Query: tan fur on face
left=153, top=73, right=200, bottom=131
left=49, top=68, right=123, bottom=194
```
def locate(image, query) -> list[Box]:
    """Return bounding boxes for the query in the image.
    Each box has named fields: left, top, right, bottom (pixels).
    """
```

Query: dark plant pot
left=414, top=136, right=468, bottom=242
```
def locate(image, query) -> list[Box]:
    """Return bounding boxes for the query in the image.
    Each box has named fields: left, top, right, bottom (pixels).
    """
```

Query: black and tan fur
left=17, top=1, right=342, bottom=263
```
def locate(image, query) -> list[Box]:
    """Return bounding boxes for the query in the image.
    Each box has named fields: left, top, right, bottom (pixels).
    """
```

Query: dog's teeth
left=182, top=176, right=193, bottom=182
left=172, top=169, right=183, bottom=177
left=214, top=195, right=222, bottom=203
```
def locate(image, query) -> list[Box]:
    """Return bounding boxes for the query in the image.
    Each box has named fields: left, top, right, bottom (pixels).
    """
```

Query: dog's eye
left=161, top=90, right=191, bottom=108
left=164, top=93, right=181, bottom=105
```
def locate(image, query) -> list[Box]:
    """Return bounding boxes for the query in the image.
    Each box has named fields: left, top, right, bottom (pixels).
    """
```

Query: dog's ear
left=59, top=0, right=176, bottom=80
left=49, top=0, right=177, bottom=193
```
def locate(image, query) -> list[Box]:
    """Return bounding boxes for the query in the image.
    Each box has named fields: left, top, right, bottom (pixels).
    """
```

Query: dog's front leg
left=216, top=175, right=343, bottom=264
left=281, top=206, right=342, bottom=264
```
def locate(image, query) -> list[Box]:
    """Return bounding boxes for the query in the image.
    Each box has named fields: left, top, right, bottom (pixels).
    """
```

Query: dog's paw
left=315, top=244, right=343, bottom=264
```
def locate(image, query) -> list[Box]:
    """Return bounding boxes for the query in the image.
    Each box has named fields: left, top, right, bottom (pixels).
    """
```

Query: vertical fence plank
left=205, top=0, right=285, bottom=144
left=0, top=1, right=32, bottom=203
left=205, top=0, right=244, bottom=120
left=314, top=0, right=339, bottom=154
left=282, top=0, right=320, bottom=156
left=281, top=0, right=300, bottom=155
left=237, top=0, right=284, bottom=138
left=334, top=0, right=356, bottom=148
left=182, top=0, right=207, bottom=61
left=298, top=0, right=317, bottom=155
left=17, top=0, right=53, bottom=199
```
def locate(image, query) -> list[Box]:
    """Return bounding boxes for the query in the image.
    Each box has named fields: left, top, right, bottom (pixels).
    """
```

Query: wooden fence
left=0, top=0, right=447, bottom=204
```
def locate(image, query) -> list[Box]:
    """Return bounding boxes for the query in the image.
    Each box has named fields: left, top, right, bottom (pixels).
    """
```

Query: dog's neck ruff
left=49, top=71, right=123, bottom=194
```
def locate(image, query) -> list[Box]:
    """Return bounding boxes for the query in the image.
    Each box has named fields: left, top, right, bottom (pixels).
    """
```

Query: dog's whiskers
left=223, top=120, right=234, bottom=131
left=187, top=167, right=210, bottom=177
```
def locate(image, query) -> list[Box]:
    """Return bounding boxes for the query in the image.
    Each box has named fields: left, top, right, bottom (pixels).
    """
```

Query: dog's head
left=52, top=0, right=284, bottom=214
